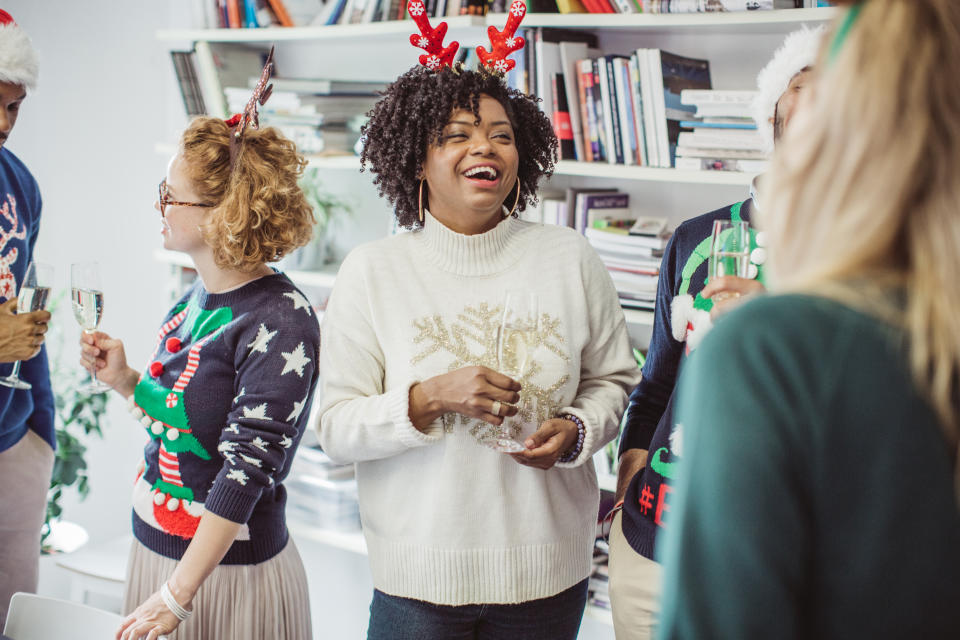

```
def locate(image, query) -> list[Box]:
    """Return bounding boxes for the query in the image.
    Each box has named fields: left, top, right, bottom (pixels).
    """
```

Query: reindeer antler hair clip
left=225, top=46, right=276, bottom=166
left=477, top=1, right=526, bottom=75
left=407, top=0, right=526, bottom=75
left=408, top=0, right=460, bottom=71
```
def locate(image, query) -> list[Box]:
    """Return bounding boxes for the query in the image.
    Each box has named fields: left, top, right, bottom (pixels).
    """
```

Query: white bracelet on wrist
left=160, top=582, right=192, bottom=621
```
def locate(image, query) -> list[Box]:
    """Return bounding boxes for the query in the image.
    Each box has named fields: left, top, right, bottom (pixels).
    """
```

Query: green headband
left=828, top=2, right=865, bottom=65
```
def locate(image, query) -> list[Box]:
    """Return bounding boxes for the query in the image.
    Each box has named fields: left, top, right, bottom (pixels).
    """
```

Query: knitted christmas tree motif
left=130, top=299, right=234, bottom=539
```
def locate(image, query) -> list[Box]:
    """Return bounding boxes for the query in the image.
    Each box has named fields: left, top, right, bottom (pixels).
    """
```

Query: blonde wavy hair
left=179, top=117, right=315, bottom=271
left=762, top=0, right=960, bottom=497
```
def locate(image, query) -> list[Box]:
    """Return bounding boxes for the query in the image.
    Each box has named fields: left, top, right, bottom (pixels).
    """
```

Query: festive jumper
left=129, top=273, right=319, bottom=565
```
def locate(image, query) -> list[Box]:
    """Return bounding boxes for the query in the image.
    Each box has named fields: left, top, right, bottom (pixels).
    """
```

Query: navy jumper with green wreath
left=128, top=273, right=320, bottom=565
left=618, top=199, right=766, bottom=560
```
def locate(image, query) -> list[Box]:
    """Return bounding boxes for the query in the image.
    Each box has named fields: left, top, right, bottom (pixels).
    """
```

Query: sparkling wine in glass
left=708, top=220, right=751, bottom=303
left=71, top=262, right=111, bottom=393
left=0, top=261, right=53, bottom=389
left=490, top=291, right=539, bottom=453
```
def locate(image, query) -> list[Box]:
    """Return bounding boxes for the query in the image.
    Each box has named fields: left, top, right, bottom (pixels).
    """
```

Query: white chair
left=3, top=592, right=124, bottom=640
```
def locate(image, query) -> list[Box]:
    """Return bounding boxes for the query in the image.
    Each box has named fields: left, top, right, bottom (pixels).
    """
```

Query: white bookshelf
left=156, top=16, right=486, bottom=42
left=153, top=250, right=653, bottom=328
left=157, top=9, right=834, bottom=43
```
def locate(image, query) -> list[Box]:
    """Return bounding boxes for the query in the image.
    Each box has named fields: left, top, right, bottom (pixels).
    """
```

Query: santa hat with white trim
left=752, top=25, right=825, bottom=153
left=0, top=9, right=37, bottom=90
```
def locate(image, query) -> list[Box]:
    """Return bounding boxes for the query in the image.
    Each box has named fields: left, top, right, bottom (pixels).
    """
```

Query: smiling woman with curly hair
left=317, top=63, right=640, bottom=639
left=361, top=66, right=557, bottom=229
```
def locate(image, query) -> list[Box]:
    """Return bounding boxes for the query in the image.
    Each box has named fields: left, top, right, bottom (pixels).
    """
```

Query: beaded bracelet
left=558, top=413, right=586, bottom=463
left=160, top=582, right=192, bottom=621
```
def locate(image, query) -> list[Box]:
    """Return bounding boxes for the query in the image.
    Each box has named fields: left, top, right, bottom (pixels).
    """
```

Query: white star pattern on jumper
left=226, top=469, right=249, bottom=485
left=233, top=387, right=245, bottom=404
left=222, top=452, right=237, bottom=465
left=239, top=453, right=263, bottom=467
left=409, top=1, right=424, bottom=15
left=286, top=396, right=307, bottom=422
left=242, top=404, right=271, bottom=420
left=247, top=324, right=277, bottom=354
left=283, top=291, right=313, bottom=315
left=418, top=36, right=430, bottom=48
left=252, top=437, right=269, bottom=452
left=280, top=342, right=311, bottom=378
left=225, top=423, right=240, bottom=435
left=280, top=434, right=293, bottom=449
left=218, top=441, right=238, bottom=453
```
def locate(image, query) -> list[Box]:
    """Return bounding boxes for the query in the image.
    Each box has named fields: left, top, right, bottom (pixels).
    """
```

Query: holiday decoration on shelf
left=476, top=0, right=527, bottom=75
left=407, top=0, right=459, bottom=71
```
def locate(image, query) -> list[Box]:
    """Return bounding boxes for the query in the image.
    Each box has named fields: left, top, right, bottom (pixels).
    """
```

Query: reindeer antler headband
left=407, top=0, right=527, bottom=74
left=224, top=46, right=275, bottom=167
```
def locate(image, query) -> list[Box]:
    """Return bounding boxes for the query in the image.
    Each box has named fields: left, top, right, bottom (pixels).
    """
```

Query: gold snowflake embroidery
left=411, top=304, right=570, bottom=444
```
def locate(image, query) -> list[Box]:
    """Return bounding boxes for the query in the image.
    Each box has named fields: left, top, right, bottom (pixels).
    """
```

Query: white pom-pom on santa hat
left=0, top=10, right=38, bottom=90
left=751, top=25, right=825, bottom=154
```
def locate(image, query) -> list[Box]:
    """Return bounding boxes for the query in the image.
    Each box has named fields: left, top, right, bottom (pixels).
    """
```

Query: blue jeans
left=367, top=579, right=589, bottom=640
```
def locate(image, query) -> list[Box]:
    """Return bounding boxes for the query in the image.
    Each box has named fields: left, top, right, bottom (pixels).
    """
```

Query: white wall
left=6, top=0, right=186, bottom=543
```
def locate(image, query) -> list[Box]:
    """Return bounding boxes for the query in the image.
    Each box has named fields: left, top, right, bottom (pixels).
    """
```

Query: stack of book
left=222, top=78, right=383, bottom=155
left=285, top=445, right=361, bottom=532
left=637, top=0, right=809, bottom=12
left=588, top=538, right=611, bottom=612
left=674, top=89, right=768, bottom=172
left=586, top=224, right=667, bottom=311
left=514, top=29, right=732, bottom=170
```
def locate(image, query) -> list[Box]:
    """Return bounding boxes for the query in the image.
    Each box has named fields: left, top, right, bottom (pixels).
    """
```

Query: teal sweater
left=659, top=294, right=960, bottom=640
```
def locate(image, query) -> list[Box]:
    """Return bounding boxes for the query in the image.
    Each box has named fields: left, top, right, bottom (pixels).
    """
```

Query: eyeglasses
left=158, top=179, right=214, bottom=218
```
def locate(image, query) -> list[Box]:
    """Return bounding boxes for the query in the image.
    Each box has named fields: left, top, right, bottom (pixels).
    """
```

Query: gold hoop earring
left=418, top=178, right=425, bottom=224
left=508, top=180, right=521, bottom=218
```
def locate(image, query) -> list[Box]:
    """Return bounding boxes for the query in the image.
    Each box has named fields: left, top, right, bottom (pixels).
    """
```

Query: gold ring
left=491, top=400, right=502, bottom=417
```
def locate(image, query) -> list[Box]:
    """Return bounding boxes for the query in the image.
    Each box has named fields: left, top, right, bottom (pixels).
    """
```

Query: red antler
left=476, top=0, right=526, bottom=74
left=408, top=0, right=459, bottom=70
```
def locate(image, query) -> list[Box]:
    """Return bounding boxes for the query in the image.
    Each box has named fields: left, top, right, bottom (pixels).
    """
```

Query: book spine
left=242, top=0, right=259, bottom=27
left=628, top=54, right=647, bottom=166
left=226, top=0, right=242, bottom=27
left=576, top=60, right=594, bottom=163
left=613, top=58, right=637, bottom=166
left=603, top=57, right=624, bottom=164
left=552, top=73, right=576, bottom=160
left=592, top=59, right=607, bottom=162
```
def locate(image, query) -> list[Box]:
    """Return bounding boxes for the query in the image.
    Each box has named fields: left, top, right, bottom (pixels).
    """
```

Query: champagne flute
left=707, top=220, right=751, bottom=303
left=0, top=261, right=53, bottom=390
left=489, top=290, right=539, bottom=453
left=71, top=262, right=111, bottom=394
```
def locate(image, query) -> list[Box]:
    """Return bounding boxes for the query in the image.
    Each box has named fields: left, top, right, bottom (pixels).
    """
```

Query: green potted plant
left=282, top=166, right=351, bottom=271
left=42, top=293, right=107, bottom=552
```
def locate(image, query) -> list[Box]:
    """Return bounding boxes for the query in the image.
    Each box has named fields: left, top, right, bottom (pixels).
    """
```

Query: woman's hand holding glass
left=79, top=331, right=138, bottom=398
left=408, top=366, right=522, bottom=431
left=508, top=417, right=580, bottom=470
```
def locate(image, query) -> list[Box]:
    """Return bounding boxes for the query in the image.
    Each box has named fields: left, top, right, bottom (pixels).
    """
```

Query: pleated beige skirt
left=123, top=537, right=312, bottom=640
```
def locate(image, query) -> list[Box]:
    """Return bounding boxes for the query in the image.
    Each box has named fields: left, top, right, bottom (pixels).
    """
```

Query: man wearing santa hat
left=608, top=25, right=825, bottom=640
left=0, top=9, right=55, bottom=629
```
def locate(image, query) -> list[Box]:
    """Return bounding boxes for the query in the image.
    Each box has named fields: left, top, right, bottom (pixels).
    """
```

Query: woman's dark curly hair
left=360, top=66, right=558, bottom=229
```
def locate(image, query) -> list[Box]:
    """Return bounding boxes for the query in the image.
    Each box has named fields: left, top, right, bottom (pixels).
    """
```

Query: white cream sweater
left=316, top=212, right=640, bottom=605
